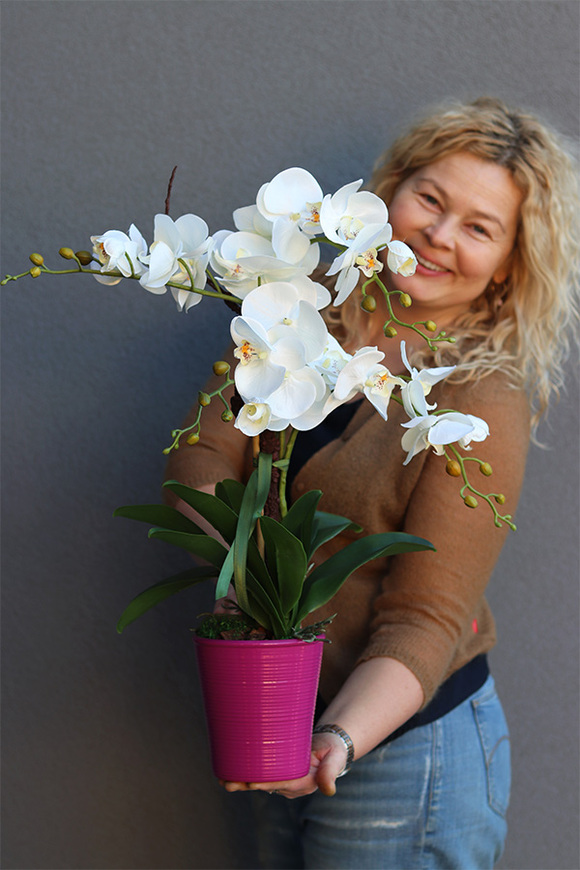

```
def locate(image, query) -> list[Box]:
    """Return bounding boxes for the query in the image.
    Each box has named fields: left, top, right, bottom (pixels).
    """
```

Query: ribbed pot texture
left=194, top=636, right=324, bottom=782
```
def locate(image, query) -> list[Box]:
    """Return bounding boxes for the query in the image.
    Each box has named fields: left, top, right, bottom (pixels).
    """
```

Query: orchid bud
left=187, top=433, right=200, bottom=445
left=399, top=293, right=412, bottom=308
left=29, top=266, right=41, bottom=278
left=198, top=391, right=211, bottom=407
left=29, top=253, right=44, bottom=266
left=212, top=360, right=230, bottom=376
left=75, top=250, right=93, bottom=265
left=361, top=295, right=377, bottom=313
left=425, top=320, right=437, bottom=332
left=445, top=460, right=462, bottom=477
left=384, top=325, right=397, bottom=338
left=58, top=247, right=75, bottom=260
left=495, top=493, right=506, bottom=505
left=221, top=409, right=234, bottom=423
left=464, top=495, right=478, bottom=509
left=479, top=462, right=493, bottom=476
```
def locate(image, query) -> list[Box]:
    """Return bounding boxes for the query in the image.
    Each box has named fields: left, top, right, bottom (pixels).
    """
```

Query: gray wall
left=1, top=2, right=578, bottom=868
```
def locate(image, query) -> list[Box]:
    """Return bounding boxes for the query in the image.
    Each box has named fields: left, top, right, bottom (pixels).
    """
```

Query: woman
left=166, top=98, right=578, bottom=869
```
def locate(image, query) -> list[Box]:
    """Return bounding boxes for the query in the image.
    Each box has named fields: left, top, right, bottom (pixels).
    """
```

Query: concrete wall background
left=1, top=2, right=578, bottom=868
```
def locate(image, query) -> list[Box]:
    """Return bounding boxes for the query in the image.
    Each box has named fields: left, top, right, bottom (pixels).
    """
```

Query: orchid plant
left=2, top=167, right=516, bottom=640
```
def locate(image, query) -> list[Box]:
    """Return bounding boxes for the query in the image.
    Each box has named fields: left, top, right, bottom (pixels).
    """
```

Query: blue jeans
left=252, top=674, right=510, bottom=869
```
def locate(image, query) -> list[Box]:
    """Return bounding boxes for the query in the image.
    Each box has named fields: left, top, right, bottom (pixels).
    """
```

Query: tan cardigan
left=165, top=367, right=530, bottom=708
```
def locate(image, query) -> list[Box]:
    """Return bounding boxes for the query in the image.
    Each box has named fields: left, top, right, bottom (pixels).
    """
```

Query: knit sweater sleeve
left=357, top=373, right=531, bottom=704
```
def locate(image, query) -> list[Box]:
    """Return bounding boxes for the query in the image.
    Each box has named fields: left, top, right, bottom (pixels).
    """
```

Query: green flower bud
left=58, top=247, right=75, bottom=260
left=75, top=250, right=93, bottom=266
left=186, top=433, right=200, bottom=445
left=198, top=391, right=211, bottom=407
left=479, top=462, right=493, bottom=476
left=445, top=460, right=462, bottom=477
left=29, top=253, right=44, bottom=266
left=425, top=320, right=437, bottom=332
left=29, top=266, right=42, bottom=278
left=361, top=295, right=377, bottom=313
left=221, top=409, right=234, bottom=423
left=384, top=324, right=398, bottom=338
left=495, top=493, right=506, bottom=505
left=399, top=293, right=412, bottom=308
left=212, top=360, right=230, bottom=376
left=464, top=495, right=478, bottom=509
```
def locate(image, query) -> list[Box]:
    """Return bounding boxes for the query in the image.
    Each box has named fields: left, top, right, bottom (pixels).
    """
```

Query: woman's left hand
left=219, top=731, right=349, bottom=799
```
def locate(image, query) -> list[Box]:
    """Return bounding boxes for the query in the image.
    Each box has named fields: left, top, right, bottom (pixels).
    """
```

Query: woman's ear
left=493, top=251, right=515, bottom=285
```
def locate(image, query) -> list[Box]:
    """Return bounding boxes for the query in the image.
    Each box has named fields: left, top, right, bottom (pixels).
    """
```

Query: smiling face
left=382, top=151, right=523, bottom=326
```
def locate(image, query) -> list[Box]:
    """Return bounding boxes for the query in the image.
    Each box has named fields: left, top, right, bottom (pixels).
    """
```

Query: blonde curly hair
left=327, top=97, right=579, bottom=429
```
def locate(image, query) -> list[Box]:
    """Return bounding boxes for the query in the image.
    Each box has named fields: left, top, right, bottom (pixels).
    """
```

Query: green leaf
left=214, top=479, right=246, bottom=515
left=162, top=480, right=239, bottom=543
left=215, top=545, right=235, bottom=600
left=243, top=569, right=287, bottom=636
left=232, top=453, right=273, bottom=617
left=295, top=533, right=435, bottom=623
left=259, top=516, right=308, bottom=615
left=281, top=490, right=321, bottom=552
left=116, top=565, right=217, bottom=633
left=148, top=528, right=229, bottom=568
left=309, top=510, right=362, bottom=558
left=113, top=503, right=205, bottom=535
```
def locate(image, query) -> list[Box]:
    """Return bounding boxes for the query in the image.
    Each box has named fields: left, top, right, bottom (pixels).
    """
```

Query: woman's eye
left=471, top=224, right=489, bottom=237
left=421, top=193, right=439, bottom=206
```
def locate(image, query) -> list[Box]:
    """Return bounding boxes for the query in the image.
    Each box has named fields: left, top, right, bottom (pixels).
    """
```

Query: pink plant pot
left=194, top=636, right=324, bottom=783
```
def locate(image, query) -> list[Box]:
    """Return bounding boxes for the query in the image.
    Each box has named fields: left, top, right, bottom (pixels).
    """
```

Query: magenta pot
left=194, top=635, right=324, bottom=782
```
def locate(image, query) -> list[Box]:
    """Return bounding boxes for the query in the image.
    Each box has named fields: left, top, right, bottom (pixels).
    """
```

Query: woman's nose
left=424, top=216, right=455, bottom=248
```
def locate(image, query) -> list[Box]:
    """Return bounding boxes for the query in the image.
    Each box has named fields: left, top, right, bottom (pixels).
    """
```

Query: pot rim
left=193, top=635, right=325, bottom=648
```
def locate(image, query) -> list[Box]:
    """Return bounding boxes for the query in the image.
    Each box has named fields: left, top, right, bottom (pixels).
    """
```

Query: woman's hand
left=219, top=731, right=349, bottom=799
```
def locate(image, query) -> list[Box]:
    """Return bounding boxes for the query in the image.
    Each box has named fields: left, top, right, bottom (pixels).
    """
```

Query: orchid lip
left=414, top=250, right=450, bottom=273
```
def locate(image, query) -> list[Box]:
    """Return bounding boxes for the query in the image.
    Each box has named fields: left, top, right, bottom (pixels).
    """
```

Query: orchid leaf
left=309, top=510, right=362, bottom=558
left=116, top=565, right=217, bottom=634
left=113, top=503, right=205, bottom=535
left=259, top=516, right=307, bottom=615
left=148, top=528, right=229, bottom=568
left=214, top=479, right=246, bottom=515
left=243, top=568, right=287, bottom=637
left=232, top=453, right=273, bottom=615
left=280, top=490, right=321, bottom=553
left=162, top=480, right=239, bottom=543
left=295, top=532, right=435, bottom=623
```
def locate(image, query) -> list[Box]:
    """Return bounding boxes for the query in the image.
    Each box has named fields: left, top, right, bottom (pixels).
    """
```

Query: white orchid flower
left=401, top=412, right=480, bottom=465
left=210, top=229, right=326, bottom=304
left=309, top=334, right=353, bottom=389
left=139, top=214, right=212, bottom=305
left=333, top=346, right=405, bottom=420
left=268, top=378, right=333, bottom=432
left=234, top=402, right=272, bottom=436
left=240, top=282, right=329, bottom=361
left=320, top=181, right=389, bottom=246
left=399, top=341, right=456, bottom=417
left=266, top=366, right=326, bottom=421
left=90, top=226, right=147, bottom=285
left=327, top=223, right=393, bottom=306
left=458, top=414, right=490, bottom=448
left=230, top=316, right=300, bottom=401
left=256, top=168, right=323, bottom=264
left=232, top=203, right=276, bottom=238
left=386, top=240, right=418, bottom=277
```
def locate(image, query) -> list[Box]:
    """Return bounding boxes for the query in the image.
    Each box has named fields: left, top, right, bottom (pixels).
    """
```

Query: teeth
left=416, top=253, right=447, bottom=272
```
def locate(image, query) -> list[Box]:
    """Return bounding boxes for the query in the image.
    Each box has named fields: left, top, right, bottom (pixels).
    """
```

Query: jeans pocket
left=471, top=684, right=511, bottom=818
